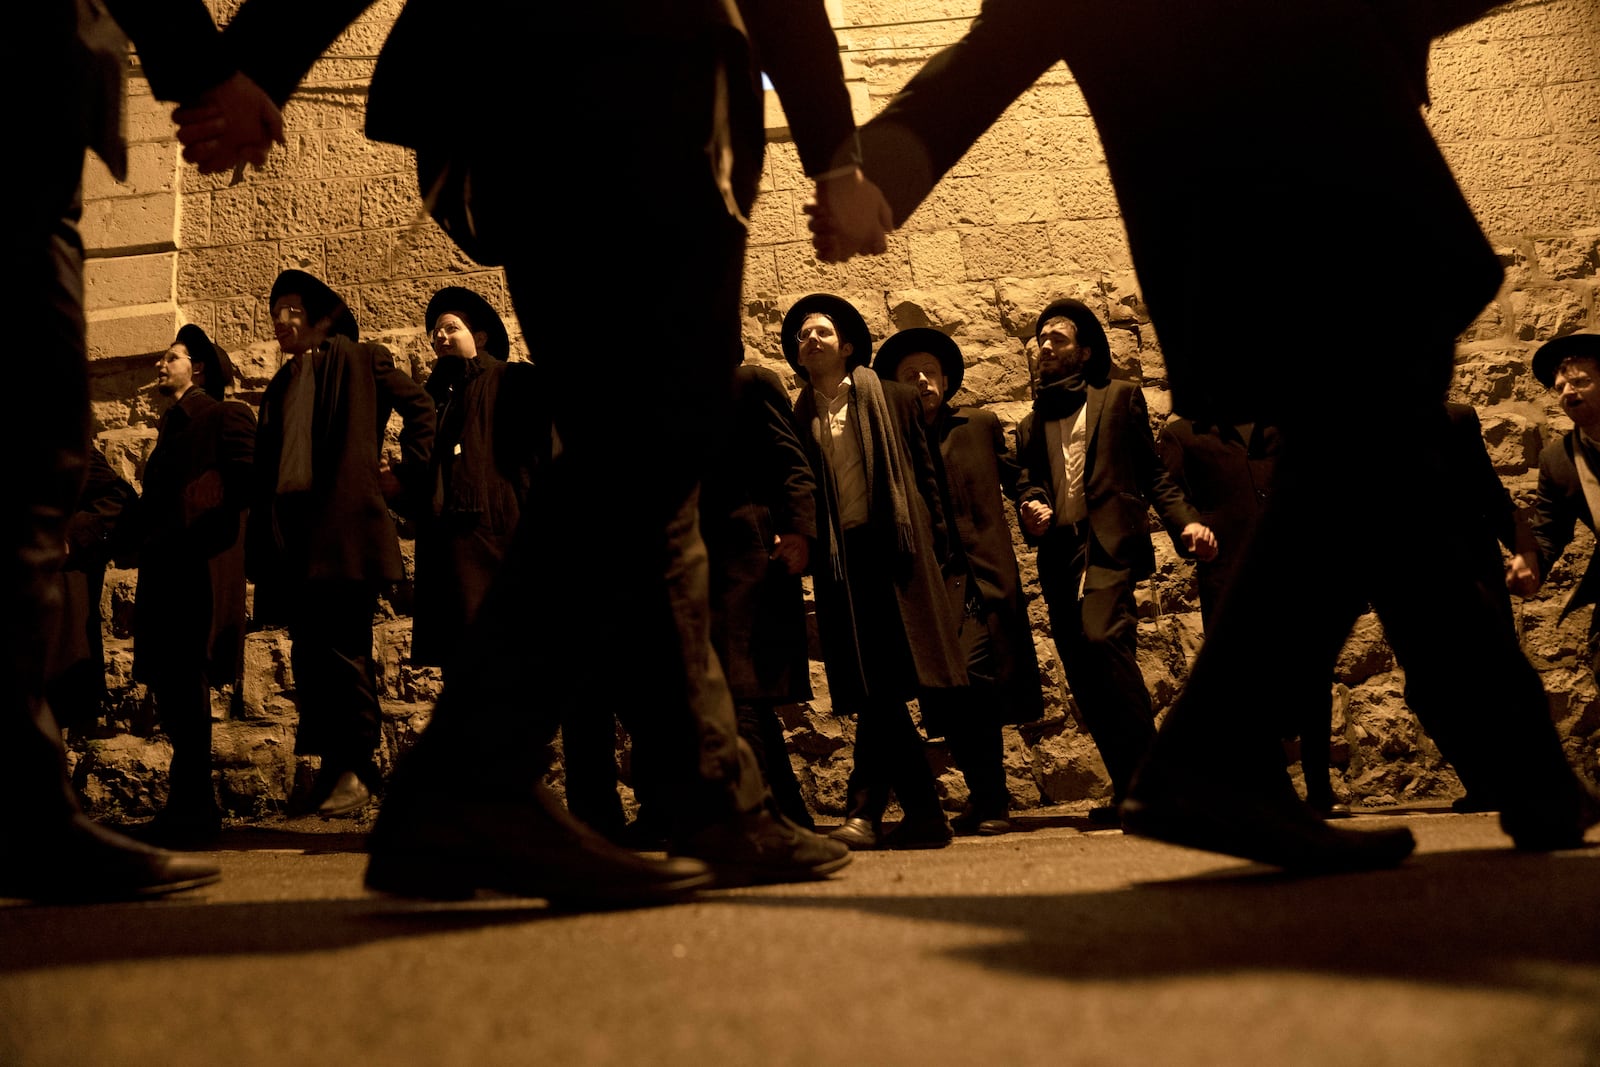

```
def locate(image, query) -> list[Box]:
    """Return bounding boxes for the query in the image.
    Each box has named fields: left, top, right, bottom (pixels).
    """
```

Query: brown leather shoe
left=828, top=818, right=881, bottom=850
left=883, top=813, right=953, bottom=850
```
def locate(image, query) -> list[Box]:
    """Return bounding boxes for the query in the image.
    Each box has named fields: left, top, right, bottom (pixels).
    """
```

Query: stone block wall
left=68, top=0, right=1599, bottom=821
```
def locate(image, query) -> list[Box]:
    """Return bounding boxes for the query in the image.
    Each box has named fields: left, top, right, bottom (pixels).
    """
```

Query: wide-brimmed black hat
left=1034, top=298, right=1111, bottom=383
left=781, top=293, right=873, bottom=379
left=173, top=323, right=236, bottom=400
left=270, top=269, right=359, bottom=341
left=872, top=327, right=965, bottom=399
left=1532, top=332, right=1600, bottom=388
left=425, top=286, right=511, bottom=360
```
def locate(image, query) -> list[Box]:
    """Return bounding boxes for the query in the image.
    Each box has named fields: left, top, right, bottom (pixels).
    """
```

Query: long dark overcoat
left=794, top=372, right=967, bottom=705
left=411, top=353, right=543, bottom=666
left=47, top=448, right=138, bottom=723
left=247, top=336, right=435, bottom=624
left=929, top=404, right=1043, bottom=724
left=701, top=364, right=817, bottom=704
left=132, top=389, right=257, bottom=685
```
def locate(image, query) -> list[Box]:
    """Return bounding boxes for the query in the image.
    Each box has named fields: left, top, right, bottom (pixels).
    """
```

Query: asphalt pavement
left=3, top=805, right=1597, bottom=1067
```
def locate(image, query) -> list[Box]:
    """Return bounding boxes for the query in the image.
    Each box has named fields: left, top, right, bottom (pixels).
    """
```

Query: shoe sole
left=703, top=851, right=854, bottom=889
left=1120, top=796, right=1416, bottom=874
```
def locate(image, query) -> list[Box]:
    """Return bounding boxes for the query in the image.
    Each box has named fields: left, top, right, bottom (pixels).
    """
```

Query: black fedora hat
left=173, top=323, right=236, bottom=400
left=872, top=327, right=965, bottom=399
left=270, top=269, right=359, bottom=342
left=781, top=294, right=873, bottom=379
left=1035, top=298, right=1111, bottom=384
left=426, top=286, right=511, bottom=360
left=1531, top=332, right=1600, bottom=388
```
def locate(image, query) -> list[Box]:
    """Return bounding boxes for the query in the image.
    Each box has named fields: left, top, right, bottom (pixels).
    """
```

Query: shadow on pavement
left=721, top=847, right=1600, bottom=996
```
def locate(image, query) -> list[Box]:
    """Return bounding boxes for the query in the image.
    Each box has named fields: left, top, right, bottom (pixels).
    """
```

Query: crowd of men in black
left=12, top=0, right=1596, bottom=908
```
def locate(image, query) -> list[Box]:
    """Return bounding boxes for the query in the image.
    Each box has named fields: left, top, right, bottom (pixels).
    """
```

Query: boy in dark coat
left=248, top=270, right=435, bottom=819
left=131, top=325, right=256, bottom=844
left=877, top=327, right=1042, bottom=835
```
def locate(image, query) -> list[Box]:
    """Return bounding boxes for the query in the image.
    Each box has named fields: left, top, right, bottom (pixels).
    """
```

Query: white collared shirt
left=1045, top=406, right=1089, bottom=526
left=819, top=376, right=870, bottom=529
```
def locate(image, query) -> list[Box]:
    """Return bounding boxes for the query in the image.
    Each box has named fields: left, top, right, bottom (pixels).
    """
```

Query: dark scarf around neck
left=1034, top=373, right=1089, bottom=421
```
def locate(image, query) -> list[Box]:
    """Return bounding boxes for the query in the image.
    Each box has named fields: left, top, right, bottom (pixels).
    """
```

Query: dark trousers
left=737, top=701, right=813, bottom=829
left=1038, top=525, right=1156, bottom=801
left=3, top=161, right=91, bottom=837
left=1149, top=401, right=1590, bottom=835
left=836, top=526, right=943, bottom=824
left=941, top=604, right=1011, bottom=818
left=152, top=668, right=217, bottom=811
left=287, top=581, right=382, bottom=784
left=379, top=53, right=772, bottom=839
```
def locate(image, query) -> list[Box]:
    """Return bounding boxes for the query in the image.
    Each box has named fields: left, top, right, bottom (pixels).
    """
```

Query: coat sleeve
left=736, top=0, right=857, bottom=175
left=219, top=400, right=258, bottom=512
left=1013, top=414, right=1052, bottom=545
left=66, top=448, right=138, bottom=570
left=893, top=385, right=951, bottom=565
left=373, top=343, right=437, bottom=517
left=1531, top=440, right=1582, bottom=576
left=754, top=370, right=818, bottom=540
left=1450, top=404, right=1524, bottom=557
left=223, top=0, right=378, bottom=107
left=105, top=0, right=235, bottom=104
left=1128, top=388, right=1200, bottom=548
left=986, top=409, right=1023, bottom=503
left=857, top=0, right=1064, bottom=224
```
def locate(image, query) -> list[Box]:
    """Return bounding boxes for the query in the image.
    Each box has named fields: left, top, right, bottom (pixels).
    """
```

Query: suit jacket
left=1532, top=427, right=1600, bottom=619
left=1016, top=379, right=1199, bottom=590
left=928, top=404, right=1042, bottom=723
left=794, top=372, right=967, bottom=702
left=701, top=364, right=818, bottom=703
left=132, top=389, right=257, bottom=684
left=858, top=0, right=1503, bottom=423
left=248, top=336, right=435, bottom=620
left=411, top=354, right=544, bottom=666
left=1156, top=417, right=1280, bottom=627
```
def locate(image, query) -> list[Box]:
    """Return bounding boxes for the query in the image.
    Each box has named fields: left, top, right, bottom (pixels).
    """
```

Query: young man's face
left=893, top=352, right=946, bottom=419
left=1036, top=316, right=1090, bottom=383
left=272, top=293, right=326, bottom=356
left=155, top=343, right=199, bottom=397
left=796, top=313, right=849, bottom=382
left=431, top=312, right=479, bottom=361
left=1555, top=356, right=1600, bottom=431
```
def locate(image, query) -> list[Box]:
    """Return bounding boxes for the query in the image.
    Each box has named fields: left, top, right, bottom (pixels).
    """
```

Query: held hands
left=1505, top=553, right=1540, bottom=597
left=771, top=533, right=810, bottom=576
left=802, top=168, right=893, bottom=263
left=172, top=72, right=285, bottom=177
left=1181, top=522, right=1218, bottom=562
left=377, top=461, right=404, bottom=504
left=1020, top=499, right=1053, bottom=537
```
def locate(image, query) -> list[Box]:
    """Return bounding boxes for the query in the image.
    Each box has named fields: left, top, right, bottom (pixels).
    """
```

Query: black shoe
left=318, top=771, right=373, bottom=819
left=616, top=817, right=671, bottom=852
left=1086, top=803, right=1122, bottom=826
left=1451, top=794, right=1495, bottom=814
left=123, top=805, right=223, bottom=850
left=882, top=813, right=954, bottom=850
left=1, top=815, right=221, bottom=903
left=365, top=783, right=712, bottom=908
left=1306, top=795, right=1353, bottom=820
left=1122, top=768, right=1416, bottom=875
left=951, top=810, right=1012, bottom=836
left=828, top=817, right=881, bottom=850
left=674, top=805, right=852, bottom=887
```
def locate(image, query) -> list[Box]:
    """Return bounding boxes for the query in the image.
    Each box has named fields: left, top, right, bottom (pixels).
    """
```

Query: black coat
left=794, top=372, right=967, bottom=703
left=411, top=354, right=544, bottom=666
left=46, top=448, right=138, bottom=721
left=1155, top=417, right=1280, bottom=627
left=132, top=389, right=257, bottom=685
left=928, top=404, right=1043, bottom=723
left=1016, top=380, right=1200, bottom=586
left=248, top=336, right=435, bottom=622
left=701, top=365, right=817, bottom=704
left=1531, top=422, right=1600, bottom=620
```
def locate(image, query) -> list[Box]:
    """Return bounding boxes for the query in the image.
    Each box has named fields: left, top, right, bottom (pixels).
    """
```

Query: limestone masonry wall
left=69, top=0, right=1599, bottom=821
